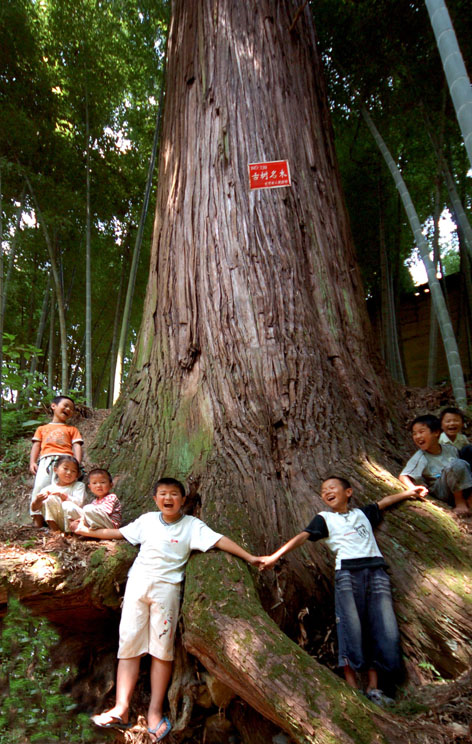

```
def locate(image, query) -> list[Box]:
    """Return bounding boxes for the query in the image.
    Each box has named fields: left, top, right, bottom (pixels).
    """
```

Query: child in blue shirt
left=400, top=414, right=472, bottom=515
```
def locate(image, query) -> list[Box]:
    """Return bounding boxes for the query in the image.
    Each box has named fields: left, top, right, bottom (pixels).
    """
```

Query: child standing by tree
left=258, top=476, right=424, bottom=706
left=31, top=455, right=85, bottom=532
left=29, top=396, right=83, bottom=527
left=75, top=477, right=260, bottom=742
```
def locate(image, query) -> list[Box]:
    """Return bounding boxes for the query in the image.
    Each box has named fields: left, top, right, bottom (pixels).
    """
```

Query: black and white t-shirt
left=304, top=504, right=387, bottom=570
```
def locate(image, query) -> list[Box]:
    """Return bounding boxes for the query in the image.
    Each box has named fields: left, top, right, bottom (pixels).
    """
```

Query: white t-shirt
left=439, top=432, right=469, bottom=450
left=120, top=512, right=223, bottom=584
left=39, top=481, right=85, bottom=507
left=305, top=506, right=383, bottom=570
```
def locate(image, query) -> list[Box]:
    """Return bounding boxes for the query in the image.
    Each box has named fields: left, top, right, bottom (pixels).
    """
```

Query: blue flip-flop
left=148, top=716, right=172, bottom=741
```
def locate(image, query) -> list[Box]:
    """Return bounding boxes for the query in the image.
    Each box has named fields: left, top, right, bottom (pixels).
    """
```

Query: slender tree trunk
left=29, top=278, right=51, bottom=377
left=108, top=251, right=126, bottom=407
left=378, top=177, right=405, bottom=384
left=113, top=72, right=166, bottom=404
left=1, top=186, right=26, bottom=318
left=361, top=105, right=467, bottom=406
left=0, top=168, right=4, bottom=444
left=47, top=293, right=55, bottom=390
left=89, top=3, right=472, bottom=740
left=85, top=84, right=93, bottom=407
left=425, top=0, right=472, bottom=170
left=24, top=174, right=68, bottom=392
left=427, top=180, right=441, bottom=387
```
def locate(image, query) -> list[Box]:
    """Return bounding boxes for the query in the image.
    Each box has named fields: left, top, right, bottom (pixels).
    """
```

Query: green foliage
left=1, top=333, right=86, bottom=444
left=313, top=0, right=472, bottom=301
left=0, top=0, right=169, bottom=406
left=0, top=598, right=95, bottom=743
left=1, top=334, right=51, bottom=439
left=0, top=437, right=30, bottom=474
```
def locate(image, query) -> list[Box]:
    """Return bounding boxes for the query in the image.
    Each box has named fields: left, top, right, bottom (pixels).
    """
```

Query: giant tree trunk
left=90, top=1, right=472, bottom=741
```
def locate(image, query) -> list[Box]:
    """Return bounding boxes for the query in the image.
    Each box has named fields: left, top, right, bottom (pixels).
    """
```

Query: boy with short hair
left=29, top=396, right=83, bottom=527
left=399, top=414, right=472, bottom=514
left=75, top=477, right=260, bottom=742
left=439, top=407, right=469, bottom=450
left=258, top=476, right=424, bottom=706
left=69, top=468, right=122, bottom=532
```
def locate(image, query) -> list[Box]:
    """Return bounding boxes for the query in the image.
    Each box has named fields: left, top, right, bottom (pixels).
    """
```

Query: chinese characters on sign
left=248, top=160, right=291, bottom=190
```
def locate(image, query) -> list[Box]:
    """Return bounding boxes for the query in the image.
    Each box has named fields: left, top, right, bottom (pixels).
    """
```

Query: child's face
left=411, top=423, right=440, bottom=453
left=55, top=460, right=79, bottom=485
left=89, top=473, right=112, bottom=498
left=441, top=413, right=463, bottom=441
left=321, top=478, right=352, bottom=513
left=51, top=398, right=75, bottom=422
left=153, top=484, right=185, bottom=523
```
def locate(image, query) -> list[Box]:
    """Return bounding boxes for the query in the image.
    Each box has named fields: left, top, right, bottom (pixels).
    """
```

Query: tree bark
left=86, top=1, right=472, bottom=740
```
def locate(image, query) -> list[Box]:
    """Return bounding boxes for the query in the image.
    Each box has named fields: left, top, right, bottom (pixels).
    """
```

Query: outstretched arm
left=214, top=536, right=259, bottom=565
left=258, top=531, right=310, bottom=571
left=399, top=473, right=427, bottom=494
left=74, top=518, right=124, bottom=540
left=378, top=486, right=426, bottom=511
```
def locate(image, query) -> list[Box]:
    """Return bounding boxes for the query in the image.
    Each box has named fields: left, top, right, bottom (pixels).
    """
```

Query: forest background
left=1, top=1, right=472, bottom=743
left=1, top=0, right=472, bottom=441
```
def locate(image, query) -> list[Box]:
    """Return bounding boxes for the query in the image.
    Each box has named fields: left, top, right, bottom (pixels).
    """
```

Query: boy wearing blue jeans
left=258, top=476, right=424, bottom=706
left=76, top=477, right=260, bottom=742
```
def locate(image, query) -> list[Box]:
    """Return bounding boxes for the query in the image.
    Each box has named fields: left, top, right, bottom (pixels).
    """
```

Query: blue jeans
left=335, top=567, right=402, bottom=673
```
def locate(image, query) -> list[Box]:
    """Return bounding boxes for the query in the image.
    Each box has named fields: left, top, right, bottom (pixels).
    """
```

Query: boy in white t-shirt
left=258, top=476, right=424, bottom=707
left=75, top=477, right=259, bottom=742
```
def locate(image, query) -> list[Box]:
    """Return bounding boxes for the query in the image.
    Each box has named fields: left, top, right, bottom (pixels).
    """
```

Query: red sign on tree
left=248, top=160, right=291, bottom=190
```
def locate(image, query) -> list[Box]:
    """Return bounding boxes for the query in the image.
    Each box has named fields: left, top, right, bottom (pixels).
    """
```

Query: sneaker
left=366, top=689, right=394, bottom=707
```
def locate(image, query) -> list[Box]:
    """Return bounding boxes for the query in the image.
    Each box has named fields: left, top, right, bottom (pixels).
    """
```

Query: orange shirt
left=32, top=423, right=83, bottom=457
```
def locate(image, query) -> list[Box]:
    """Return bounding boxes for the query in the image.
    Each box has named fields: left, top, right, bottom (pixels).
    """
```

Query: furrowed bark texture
left=91, top=0, right=472, bottom=739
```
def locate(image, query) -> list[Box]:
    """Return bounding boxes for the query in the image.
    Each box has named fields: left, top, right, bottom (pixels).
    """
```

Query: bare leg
left=343, top=664, right=357, bottom=688
left=453, top=490, right=469, bottom=515
left=366, top=668, right=378, bottom=692
left=93, top=657, right=141, bottom=726
left=33, top=515, right=45, bottom=528
left=46, top=519, right=60, bottom=531
left=147, top=656, right=173, bottom=738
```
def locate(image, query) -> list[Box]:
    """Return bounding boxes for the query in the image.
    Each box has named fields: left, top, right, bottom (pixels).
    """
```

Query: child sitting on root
left=400, top=414, right=472, bottom=515
left=68, top=468, right=122, bottom=532
left=29, top=395, right=83, bottom=527
left=31, top=455, right=85, bottom=532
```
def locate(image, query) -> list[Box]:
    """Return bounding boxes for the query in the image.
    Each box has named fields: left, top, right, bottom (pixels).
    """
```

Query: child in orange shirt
left=30, top=396, right=83, bottom=527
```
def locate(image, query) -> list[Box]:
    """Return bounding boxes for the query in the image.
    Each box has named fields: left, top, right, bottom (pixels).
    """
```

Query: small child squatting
left=68, top=468, right=122, bottom=533
left=258, top=477, right=425, bottom=706
left=75, top=477, right=260, bottom=743
left=31, top=455, right=85, bottom=532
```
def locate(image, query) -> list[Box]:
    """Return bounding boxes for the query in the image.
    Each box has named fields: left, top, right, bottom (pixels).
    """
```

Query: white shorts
left=118, top=573, right=181, bottom=661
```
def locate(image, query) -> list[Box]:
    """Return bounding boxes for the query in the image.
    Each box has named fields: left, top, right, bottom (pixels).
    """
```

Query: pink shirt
left=92, top=492, right=122, bottom=527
